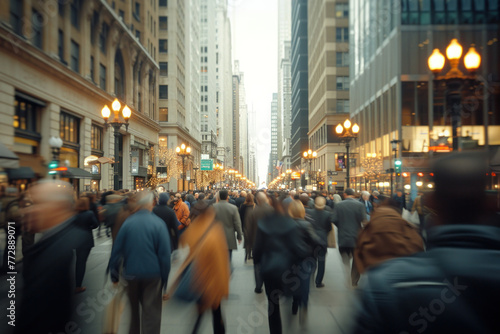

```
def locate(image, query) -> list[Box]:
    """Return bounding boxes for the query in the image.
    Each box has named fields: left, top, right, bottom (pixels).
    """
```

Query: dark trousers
left=192, top=305, right=225, bottom=334
left=254, top=263, right=264, bottom=290
left=126, top=278, right=162, bottom=334
left=292, top=260, right=313, bottom=308
left=264, top=279, right=283, bottom=334
left=75, top=247, right=92, bottom=287
left=314, top=246, right=327, bottom=285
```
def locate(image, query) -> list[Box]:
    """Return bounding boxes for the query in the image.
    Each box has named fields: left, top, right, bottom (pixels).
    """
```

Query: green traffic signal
left=395, top=160, right=402, bottom=173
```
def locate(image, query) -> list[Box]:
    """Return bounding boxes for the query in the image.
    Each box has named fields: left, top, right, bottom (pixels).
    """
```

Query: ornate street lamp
left=101, top=98, right=132, bottom=190
left=335, top=119, right=360, bottom=189
left=176, top=143, right=191, bottom=191
left=303, top=149, right=317, bottom=187
left=428, top=39, right=481, bottom=152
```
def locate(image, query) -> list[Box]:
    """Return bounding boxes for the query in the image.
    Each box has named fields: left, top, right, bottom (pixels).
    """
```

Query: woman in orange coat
left=171, top=200, right=230, bottom=333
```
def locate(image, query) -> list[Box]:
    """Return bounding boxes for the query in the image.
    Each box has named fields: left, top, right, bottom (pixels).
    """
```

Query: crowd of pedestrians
left=0, top=152, right=499, bottom=333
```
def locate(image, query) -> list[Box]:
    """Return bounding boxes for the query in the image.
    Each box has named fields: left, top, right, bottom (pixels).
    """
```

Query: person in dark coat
left=253, top=197, right=309, bottom=334
left=235, top=190, right=246, bottom=210
left=238, top=192, right=255, bottom=262
left=332, top=188, right=367, bottom=287
left=153, top=192, right=180, bottom=251
left=74, top=197, right=99, bottom=293
left=246, top=192, right=274, bottom=291
left=305, top=196, right=332, bottom=288
left=392, top=189, right=406, bottom=210
left=352, top=151, right=500, bottom=334
left=16, top=180, right=87, bottom=334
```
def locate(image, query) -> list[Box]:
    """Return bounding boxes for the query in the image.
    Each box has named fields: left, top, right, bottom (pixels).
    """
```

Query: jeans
left=264, top=279, right=283, bottom=334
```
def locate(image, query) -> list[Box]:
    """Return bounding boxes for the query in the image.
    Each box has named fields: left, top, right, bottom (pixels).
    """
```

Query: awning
left=65, top=167, right=92, bottom=179
left=17, top=153, right=47, bottom=175
left=0, top=143, right=19, bottom=169
left=7, top=167, right=35, bottom=179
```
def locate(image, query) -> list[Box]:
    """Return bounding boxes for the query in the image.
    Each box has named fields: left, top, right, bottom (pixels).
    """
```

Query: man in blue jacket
left=352, top=152, right=500, bottom=334
left=108, top=191, right=171, bottom=334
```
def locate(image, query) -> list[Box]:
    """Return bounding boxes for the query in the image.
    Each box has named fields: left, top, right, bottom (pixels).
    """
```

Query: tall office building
left=0, top=0, right=160, bottom=191
left=281, top=41, right=293, bottom=171
left=269, top=93, right=279, bottom=182
left=215, top=0, right=233, bottom=167
left=349, top=1, right=499, bottom=196
left=307, top=0, right=350, bottom=191
left=238, top=71, right=248, bottom=175
left=291, top=0, right=309, bottom=167
left=232, top=71, right=240, bottom=170
left=158, top=0, right=201, bottom=191
left=200, top=0, right=218, bottom=159
left=248, top=106, right=257, bottom=183
left=278, top=0, right=292, bottom=169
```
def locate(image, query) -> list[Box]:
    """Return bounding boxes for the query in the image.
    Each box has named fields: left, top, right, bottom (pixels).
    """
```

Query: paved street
left=1, top=227, right=357, bottom=333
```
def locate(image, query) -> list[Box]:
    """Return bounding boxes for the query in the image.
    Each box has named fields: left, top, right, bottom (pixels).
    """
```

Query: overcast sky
left=229, top=0, right=278, bottom=185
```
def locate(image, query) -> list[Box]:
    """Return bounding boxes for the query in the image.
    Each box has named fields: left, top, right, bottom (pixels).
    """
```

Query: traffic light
left=48, top=160, right=68, bottom=175
left=395, top=160, right=402, bottom=173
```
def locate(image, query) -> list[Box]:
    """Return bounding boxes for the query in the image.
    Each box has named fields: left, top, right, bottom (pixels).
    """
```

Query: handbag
left=102, top=283, right=126, bottom=334
left=327, top=223, right=336, bottom=248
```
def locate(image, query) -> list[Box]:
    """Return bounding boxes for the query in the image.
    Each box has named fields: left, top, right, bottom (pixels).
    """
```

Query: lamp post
left=303, top=149, right=317, bottom=188
left=428, top=39, right=481, bottom=152
left=101, top=98, right=132, bottom=190
left=48, top=136, right=63, bottom=179
left=335, top=119, right=360, bottom=189
left=286, top=169, right=292, bottom=189
left=176, top=143, right=191, bottom=192
left=390, top=139, right=401, bottom=196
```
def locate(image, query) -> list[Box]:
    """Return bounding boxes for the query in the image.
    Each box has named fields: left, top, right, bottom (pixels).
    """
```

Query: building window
left=10, top=0, right=23, bottom=36
left=119, top=10, right=125, bottom=19
left=159, top=16, right=168, bottom=30
left=134, top=2, right=140, bottom=19
left=99, top=64, right=106, bottom=90
left=159, top=107, right=168, bottom=121
left=91, top=124, right=103, bottom=151
left=100, top=23, right=109, bottom=54
left=159, top=0, right=167, bottom=6
left=58, top=30, right=65, bottom=63
left=13, top=94, right=42, bottom=135
left=336, top=52, right=349, bottom=67
left=336, top=76, right=349, bottom=90
left=336, top=27, right=349, bottom=42
left=70, top=40, right=80, bottom=73
left=58, top=0, right=64, bottom=17
left=31, top=9, right=43, bottom=49
left=91, top=11, right=98, bottom=45
left=60, top=112, right=80, bottom=144
left=70, top=0, right=81, bottom=28
left=335, top=3, right=348, bottom=18
left=160, top=62, right=168, bottom=76
left=135, top=30, right=141, bottom=42
left=90, top=56, right=95, bottom=82
left=159, top=85, right=168, bottom=99
left=159, top=39, right=168, bottom=52
left=336, top=100, right=349, bottom=114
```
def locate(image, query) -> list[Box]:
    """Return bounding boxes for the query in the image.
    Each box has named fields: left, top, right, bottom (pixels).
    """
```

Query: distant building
left=269, top=93, right=279, bottom=182
left=291, top=0, right=309, bottom=167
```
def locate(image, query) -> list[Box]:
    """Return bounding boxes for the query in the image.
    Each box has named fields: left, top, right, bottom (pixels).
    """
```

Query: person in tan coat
left=354, top=204, right=424, bottom=274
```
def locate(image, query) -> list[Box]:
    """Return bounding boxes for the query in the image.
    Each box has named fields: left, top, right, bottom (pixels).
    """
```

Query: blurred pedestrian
left=306, top=196, right=332, bottom=288
left=173, top=201, right=230, bottom=334
left=100, top=193, right=124, bottom=238
left=235, top=190, right=246, bottom=210
left=282, top=190, right=296, bottom=214
left=359, top=191, right=373, bottom=221
left=239, top=192, right=255, bottom=262
left=74, top=197, right=99, bottom=293
left=392, top=189, right=406, bottom=210
left=174, top=193, right=190, bottom=232
left=253, top=198, right=309, bottom=334
left=288, top=200, right=321, bottom=324
left=213, top=190, right=243, bottom=264
left=108, top=191, right=171, bottom=334
left=354, top=202, right=424, bottom=274
left=352, top=151, right=500, bottom=334
left=332, top=188, right=367, bottom=287
left=16, top=180, right=87, bottom=334
left=153, top=192, right=180, bottom=251
left=246, top=192, right=274, bottom=291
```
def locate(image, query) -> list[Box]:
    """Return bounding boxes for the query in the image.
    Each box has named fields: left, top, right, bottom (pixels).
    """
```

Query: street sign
left=201, top=154, right=209, bottom=160
left=291, top=172, right=301, bottom=180
left=327, top=171, right=338, bottom=176
left=201, top=159, right=213, bottom=171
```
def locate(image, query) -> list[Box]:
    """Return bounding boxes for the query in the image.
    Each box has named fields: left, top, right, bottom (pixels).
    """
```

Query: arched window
left=114, top=50, right=125, bottom=100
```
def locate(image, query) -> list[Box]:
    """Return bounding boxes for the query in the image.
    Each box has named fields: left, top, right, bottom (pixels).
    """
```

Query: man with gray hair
left=359, top=191, right=373, bottom=221
left=108, top=191, right=171, bottom=334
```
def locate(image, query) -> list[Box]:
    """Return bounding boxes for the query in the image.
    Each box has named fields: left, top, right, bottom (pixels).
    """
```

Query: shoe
left=75, top=287, right=86, bottom=293
left=292, top=302, right=298, bottom=315
left=254, top=288, right=262, bottom=294
left=316, top=283, right=325, bottom=288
